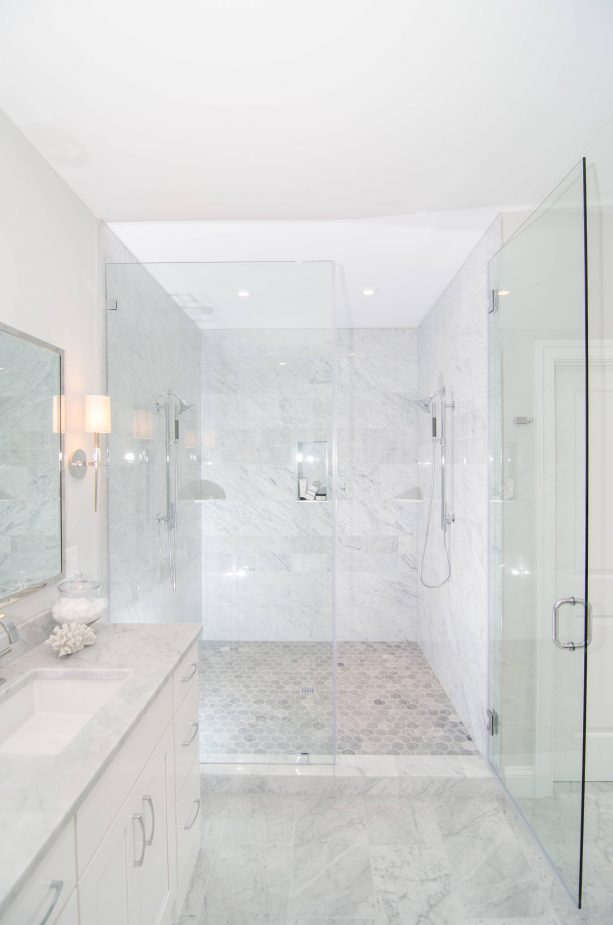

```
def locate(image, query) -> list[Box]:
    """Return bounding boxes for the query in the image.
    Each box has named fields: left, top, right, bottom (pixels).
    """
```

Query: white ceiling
left=110, top=211, right=498, bottom=327
left=0, top=0, right=612, bottom=222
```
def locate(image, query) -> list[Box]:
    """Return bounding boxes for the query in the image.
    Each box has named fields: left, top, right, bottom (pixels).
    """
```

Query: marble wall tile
left=417, top=219, right=502, bottom=754
left=202, top=327, right=419, bottom=643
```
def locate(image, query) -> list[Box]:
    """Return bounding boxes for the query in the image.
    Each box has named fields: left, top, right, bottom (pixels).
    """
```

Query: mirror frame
left=0, top=321, right=65, bottom=606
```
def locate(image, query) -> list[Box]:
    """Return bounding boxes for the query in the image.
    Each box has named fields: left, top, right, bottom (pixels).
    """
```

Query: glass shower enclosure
left=105, top=255, right=337, bottom=765
left=488, top=160, right=589, bottom=904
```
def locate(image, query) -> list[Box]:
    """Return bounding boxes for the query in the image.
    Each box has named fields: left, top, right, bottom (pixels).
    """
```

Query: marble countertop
left=0, top=621, right=201, bottom=915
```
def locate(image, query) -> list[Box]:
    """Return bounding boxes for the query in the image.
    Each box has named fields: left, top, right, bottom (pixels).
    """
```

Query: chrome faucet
left=0, top=615, right=20, bottom=688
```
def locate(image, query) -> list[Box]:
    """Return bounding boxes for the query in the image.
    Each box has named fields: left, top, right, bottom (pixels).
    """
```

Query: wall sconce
left=52, top=394, right=66, bottom=434
left=69, top=394, right=112, bottom=512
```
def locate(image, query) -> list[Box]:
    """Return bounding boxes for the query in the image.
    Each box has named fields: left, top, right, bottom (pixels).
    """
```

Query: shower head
left=415, top=397, right=432, bottom=414
left=167, top=391, right=194, bottom=414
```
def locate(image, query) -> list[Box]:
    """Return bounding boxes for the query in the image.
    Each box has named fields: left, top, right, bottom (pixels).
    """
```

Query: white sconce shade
left=52, top=395, right=65, bottom=434
left=85, top=395, right=112, bottom=434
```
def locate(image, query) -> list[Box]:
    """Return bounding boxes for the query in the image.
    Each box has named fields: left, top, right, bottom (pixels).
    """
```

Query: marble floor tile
left=217, top=793, right=297, bottom=849
left=198, top=844, right=291, bottom=925
left=433, top=797, right=550, bottom=919
left=370, top=844, right=461, bottom=925
left=293, top=795, right=368, bottom=850
left=364, top=796, right=442, bottom=849
left=289, top=841, right=377, bottom=920
left=289, top=795, right=377, bottom=920
left=184, top=781, right=588, bottom=925
left=287, top=919, right=387, bottom=925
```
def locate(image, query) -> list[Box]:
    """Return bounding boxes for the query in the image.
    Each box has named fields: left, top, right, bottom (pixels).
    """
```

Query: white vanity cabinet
left=2, top=824, right=77, bottom=925
left=79, top=726, right=176, bottom=925
left=2, top=642, right=201, bottom=925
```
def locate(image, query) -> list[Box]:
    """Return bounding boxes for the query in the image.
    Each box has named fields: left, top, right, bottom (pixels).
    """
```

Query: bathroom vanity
left=0, top=623, right=201, bottom=925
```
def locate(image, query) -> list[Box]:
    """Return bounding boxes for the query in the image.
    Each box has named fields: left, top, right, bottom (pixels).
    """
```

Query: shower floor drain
left=301, top=686, right=315, bottom=695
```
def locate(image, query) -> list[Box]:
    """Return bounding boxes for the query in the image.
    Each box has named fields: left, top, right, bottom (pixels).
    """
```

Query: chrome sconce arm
left=68, top=395, right=112, bottom=513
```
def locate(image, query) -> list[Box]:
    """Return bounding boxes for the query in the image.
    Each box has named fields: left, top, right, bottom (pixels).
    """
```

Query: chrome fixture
left=154, top=392, right=196, bottom=592
left=69, top=394, right=112, bottom=513
left=0, top=615, right=19, bottom=659
left=0, top=615, right=20, bottom=689
left=417, top=387, right=455, bottom=588
left=552, top=597, right=592, bottom=651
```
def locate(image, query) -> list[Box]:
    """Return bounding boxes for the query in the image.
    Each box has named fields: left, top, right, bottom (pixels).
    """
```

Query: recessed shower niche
left=297, top=440, right=329, bottom=501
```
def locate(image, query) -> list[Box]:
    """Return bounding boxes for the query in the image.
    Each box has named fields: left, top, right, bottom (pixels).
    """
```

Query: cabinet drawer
left=174, top=679, right=199, bottom=796
left=175, top=759, right=201, bottom=910
left=173, top=643, right=198, bottom=711
left=77, top=680, right=173, bottom=875
left=2, top=824, right=76, bottom=925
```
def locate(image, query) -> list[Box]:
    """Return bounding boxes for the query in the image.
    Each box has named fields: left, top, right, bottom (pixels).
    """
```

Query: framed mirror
left=0, top=323, right=64, bottom=602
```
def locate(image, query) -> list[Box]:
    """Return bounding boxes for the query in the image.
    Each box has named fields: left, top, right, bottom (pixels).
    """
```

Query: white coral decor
left=46, top=623, right=97, bottom=657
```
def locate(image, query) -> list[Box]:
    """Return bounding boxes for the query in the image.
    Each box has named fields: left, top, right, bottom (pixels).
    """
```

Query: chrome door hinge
left=487, top=708, right=499, bottom=736
left=106, top=298, right=118, bottom=311
left=489, top=289, right=498, bottom=314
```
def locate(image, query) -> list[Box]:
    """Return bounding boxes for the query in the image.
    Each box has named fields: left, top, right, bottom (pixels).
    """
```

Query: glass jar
left=51, top=573, right=108, bottom=625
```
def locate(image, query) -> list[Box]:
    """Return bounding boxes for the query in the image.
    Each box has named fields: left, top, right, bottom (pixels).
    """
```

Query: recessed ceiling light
left=237, top=289, right=251, bottom=298
left=278, top=361, right=287, bottom=366
left=362, top=287, right=377, bottom=296
left=497, top=289, right=511, bottom=296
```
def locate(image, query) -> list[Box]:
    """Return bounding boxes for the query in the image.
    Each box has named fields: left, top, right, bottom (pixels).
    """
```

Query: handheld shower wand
left=417, top=388, right=454, bottom=588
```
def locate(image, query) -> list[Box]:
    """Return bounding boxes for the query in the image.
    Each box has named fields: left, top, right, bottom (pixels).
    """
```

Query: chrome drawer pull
left=39, top=880, right=64, bottom=925
left=182, top=721, right=199, bottom=747
left=143, top=795, right=155, bottom=846
left=132, top=813, right=146, bottom=866
left=184, top=798, right=201, bottom=830
left=179, top=662, right=197, bottom=683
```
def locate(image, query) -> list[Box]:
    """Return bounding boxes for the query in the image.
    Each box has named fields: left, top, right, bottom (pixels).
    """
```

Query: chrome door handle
left=184, top=798, right=201, bottom=830
left=182, top=721, right=199, bottom=747
left=38, top=880, right=64, bottom=925
left=143, top=795, right=155, bottom=846
left=132, top=812, right=146, bottom=866
left=180, top=662, right=197, bottom=683
left=552, top=597, right=592, bottom=650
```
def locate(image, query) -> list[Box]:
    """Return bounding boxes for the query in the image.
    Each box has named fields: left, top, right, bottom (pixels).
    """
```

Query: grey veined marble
left=179, top=765, right=582, bottom=925
left=199, top=641, right=475, bottom=761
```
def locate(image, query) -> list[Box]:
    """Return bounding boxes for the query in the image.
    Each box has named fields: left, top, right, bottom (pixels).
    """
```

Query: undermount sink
left=0, top=671, right=129, bottom=756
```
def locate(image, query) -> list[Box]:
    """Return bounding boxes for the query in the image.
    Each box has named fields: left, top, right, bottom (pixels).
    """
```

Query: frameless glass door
left=489, top=160, right=589, bottom=904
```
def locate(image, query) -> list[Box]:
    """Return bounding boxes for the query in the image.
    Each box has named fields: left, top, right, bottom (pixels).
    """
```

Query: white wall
left=0, top=108, right=102, bottom=623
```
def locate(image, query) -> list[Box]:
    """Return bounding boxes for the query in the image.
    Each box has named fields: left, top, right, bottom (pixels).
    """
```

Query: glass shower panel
left=105, top=261, right=203, bottom=627
left=107, top=259, right=337, bottom=766
left=489, top=161, right=589, bottom=903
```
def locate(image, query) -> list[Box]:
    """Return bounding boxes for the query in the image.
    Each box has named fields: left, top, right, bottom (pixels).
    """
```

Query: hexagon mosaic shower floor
left=199, top=641, right=476, bottom=759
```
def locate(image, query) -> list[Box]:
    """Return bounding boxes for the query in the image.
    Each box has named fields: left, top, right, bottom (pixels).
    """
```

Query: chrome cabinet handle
left=180, top=662, right=197, bottom=683
left=143, top=795, right=155, bottom=846
left=132, top=813, right=146, bottom=866
left=552, top=597, right=592, bottom=650
left=182, top=721, right=199, bottom=747
left=38, top=880, right=64, bottom=925
left=184, top=798, right=201, bottom=830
